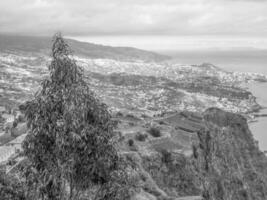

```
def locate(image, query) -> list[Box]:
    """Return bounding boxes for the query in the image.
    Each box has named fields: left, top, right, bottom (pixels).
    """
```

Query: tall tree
left=22, top=33, right=119, bottom=199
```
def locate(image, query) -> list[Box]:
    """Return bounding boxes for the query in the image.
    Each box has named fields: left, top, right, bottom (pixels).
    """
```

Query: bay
left=161, top=49, right=267, bottom=151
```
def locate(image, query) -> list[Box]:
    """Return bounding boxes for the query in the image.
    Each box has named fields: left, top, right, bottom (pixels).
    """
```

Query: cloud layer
left=0, top=0, right=267, bottom=37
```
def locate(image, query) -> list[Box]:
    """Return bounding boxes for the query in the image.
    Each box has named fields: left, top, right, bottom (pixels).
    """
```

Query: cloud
left=0, top=0, right=266, bottom=37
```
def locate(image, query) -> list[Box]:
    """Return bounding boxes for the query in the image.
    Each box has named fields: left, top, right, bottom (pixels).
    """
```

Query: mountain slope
left=1, top=35, right=267, bottom=199
left=0, top=34, right=170, bottom=62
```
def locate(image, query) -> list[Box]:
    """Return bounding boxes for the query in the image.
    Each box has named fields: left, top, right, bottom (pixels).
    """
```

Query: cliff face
left=192, top=108, right=267, bottom=200
left=132, top=108, right=267, bottom=200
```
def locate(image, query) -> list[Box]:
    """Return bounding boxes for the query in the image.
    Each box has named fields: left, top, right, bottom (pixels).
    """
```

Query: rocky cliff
left=122, top=108, right=267, bottom=200
left=192, top=108, right=267, bottom=200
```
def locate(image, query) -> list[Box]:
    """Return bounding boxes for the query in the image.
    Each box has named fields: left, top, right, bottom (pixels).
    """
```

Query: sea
left=161, top=50, right=267, bottom=151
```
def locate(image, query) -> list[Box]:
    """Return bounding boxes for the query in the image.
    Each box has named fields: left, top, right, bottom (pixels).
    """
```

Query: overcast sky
left=1, top=0, right=267, bottom=50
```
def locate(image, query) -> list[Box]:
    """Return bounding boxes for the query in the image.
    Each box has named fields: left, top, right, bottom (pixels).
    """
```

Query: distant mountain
left=0, top=34, right=170, bottom=62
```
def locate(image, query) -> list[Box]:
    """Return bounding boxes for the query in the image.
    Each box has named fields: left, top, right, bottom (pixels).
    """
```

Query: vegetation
left=21, top=33, right=126, bottom=200
left=135, top=132, right=148, bottom=141
left=0, top=167, right=26, bottom=200
left=115, top=111, right=123, bottom=117
left=148, top=127, right=161, bottom=137
left=160, top=149, right=172, bottom=164
left=1, top=34, right=267, bottom=200
left=158, top=120, right=166, bottom=125
left=128, top=139, right=134, bottom=147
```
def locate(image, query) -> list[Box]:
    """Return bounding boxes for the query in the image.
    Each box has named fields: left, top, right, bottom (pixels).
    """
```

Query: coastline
left=245, top=81, right=267, bottom=151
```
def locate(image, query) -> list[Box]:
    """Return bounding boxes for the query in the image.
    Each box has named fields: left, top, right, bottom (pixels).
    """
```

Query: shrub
left=12, top=120, right=18, bottom=128
left=128, top=122, right=135, bottom=126
left=126, top=114, right=135, bottom=118
left=135, top=132, right=148, bottom=141
left=116, top=111, right=123, bottom=117
left=161, top=149, right=172, bottom=164
left=128, top=139, right=134, bottom=146
left=148, top=127, right=161, bottom=137
left=141, top=114, right=149, bottom=119
left=158, top=120, right=166, bottom=125
left=0, top=116, right=4, bottom=123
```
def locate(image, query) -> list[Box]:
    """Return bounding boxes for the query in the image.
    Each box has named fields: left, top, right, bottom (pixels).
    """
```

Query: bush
left=135, top=132, right=148, bottom=141
left=128, top=139, right=134, bottom=146
left=158, top=120, right=166, bottom=125
left=148, top=127, right=161, bottom=137
left=161, top=149, right=172, bottom=164
left=126, top=114, right=135, bottom=118
left=12, top=120, right=18, bottom=128
left=128, top=122, right=135, bottom=126
left=116, top=111, right=123, bottom=117
left=141, top=114, right=149, bottom=119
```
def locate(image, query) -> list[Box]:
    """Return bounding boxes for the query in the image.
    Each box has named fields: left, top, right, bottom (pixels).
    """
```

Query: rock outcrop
left=124, top=108, right=267, bottom=200
left=192, top=108, right=267, bottom=200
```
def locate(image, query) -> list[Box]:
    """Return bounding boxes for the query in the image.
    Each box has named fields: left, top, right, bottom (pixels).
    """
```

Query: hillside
left=0, top=34, right=170, bottom=62
left=1, top=105, right=267, bottom=199
left=1, top=35, right=267, bottom=200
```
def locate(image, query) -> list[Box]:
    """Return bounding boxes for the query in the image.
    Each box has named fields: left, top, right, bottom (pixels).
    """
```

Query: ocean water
left=163, top=50, right=267, bottom=75
left=162, top=50, right=267, bottom=151
left=247, top=82, right=267, bottom=151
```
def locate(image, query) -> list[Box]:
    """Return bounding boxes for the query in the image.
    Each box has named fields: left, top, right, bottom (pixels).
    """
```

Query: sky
left=0, top=0, right=267, bottom=50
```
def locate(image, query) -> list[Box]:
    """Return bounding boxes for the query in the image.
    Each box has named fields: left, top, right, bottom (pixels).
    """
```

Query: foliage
left=135, top=132, right=148, bottom=141
left=160, top=149, right=172, bottom=164
left=95, top=157, right=138, bottom=200
left=128, top=139, right=134, bottom=147
left=115, top=112, right=123, bottom=117
left=0, top=167, right=26, bottom=200
left=148, top=127, right=161, bottom=137
left=158, top=120, right=166, bottom=125
left=22, top=33, right=119, bottom=199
